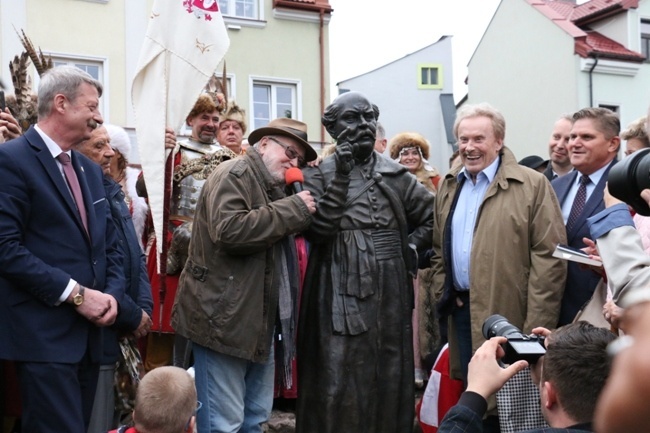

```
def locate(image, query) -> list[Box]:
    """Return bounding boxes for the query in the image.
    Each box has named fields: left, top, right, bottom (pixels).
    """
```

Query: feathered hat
left=221, top=101, right=247, bottom=134
left=7, top=29, right=52, bottom=133
left=186, top=64, right=229, bottom=122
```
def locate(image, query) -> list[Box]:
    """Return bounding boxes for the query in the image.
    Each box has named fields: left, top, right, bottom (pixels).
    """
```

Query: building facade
left=0, top=0, right=332, bottom=161
left=337, top=36, right=456, bottom=174
left=464, top=0, right=649, bottom=159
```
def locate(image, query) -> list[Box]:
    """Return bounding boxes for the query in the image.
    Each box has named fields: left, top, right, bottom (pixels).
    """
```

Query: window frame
left=218, top=0, right=264, bottom=25
left=417, top=63, right=443, bottom=90
left=41, top=53, right=109, bottom=120
left=249, top=76, right=301, bottom=130
left=598, top=103, right=620, bottom=115
left=641, top=19, right=650, bottom=63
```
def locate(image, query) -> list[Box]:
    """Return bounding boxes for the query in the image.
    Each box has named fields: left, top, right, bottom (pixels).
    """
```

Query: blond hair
left=133, top=367, right=197, bottom=433
left=621, top=116, right=649, bottom=148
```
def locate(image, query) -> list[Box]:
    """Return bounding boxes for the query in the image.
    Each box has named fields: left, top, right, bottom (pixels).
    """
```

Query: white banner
left=132, top=0, right=230, bottom=265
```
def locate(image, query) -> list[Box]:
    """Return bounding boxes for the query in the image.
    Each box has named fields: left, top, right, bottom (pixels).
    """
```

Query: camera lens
left=608, top=148, right=650, bottom=216
left=482, top=314, right=524, bottom=340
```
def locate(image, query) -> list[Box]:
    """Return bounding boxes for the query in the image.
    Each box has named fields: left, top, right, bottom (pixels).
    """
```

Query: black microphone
left=285, top=167, right=304, bottom=194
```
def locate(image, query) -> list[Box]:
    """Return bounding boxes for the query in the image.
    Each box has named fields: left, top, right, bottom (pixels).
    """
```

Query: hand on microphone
left=297, top=190, right=316, bottom=214
left=285, top=167, right=316, bottom=214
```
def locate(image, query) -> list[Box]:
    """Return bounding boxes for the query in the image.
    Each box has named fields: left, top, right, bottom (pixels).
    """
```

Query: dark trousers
left=451, top=292, right=473, bottom=384
left=16, top=353, right=99, bottom=433
left=0, top=361, right=4, bottom=425
left=451, top=294, right=502, bottom=433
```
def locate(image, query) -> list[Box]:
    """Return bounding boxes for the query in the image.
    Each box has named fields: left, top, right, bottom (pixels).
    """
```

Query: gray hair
left=454, top=103, right=506, bottom=142
left=376, top=122, right=386, bottom=140
left=37, top=65, right=103, bottom=119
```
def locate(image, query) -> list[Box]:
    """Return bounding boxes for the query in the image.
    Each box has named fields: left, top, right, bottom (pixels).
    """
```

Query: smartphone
left=553, top=244, right=602, bottom=267
left=0, top=90, right=5, bottom=112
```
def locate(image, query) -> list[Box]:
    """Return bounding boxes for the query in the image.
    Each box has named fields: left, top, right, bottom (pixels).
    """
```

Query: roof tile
left=527, top=0, right=643, bottom=61
left=576, top=31, right=646, bottom=61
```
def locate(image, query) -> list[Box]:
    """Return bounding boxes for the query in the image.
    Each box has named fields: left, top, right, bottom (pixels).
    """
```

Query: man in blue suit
left=551, top=107, right=619, bottom=325
left=0, top=66, right=125, bottom=433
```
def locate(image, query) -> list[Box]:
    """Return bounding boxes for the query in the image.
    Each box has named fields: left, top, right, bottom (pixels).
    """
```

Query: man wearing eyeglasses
left=172, top=117, right=317, bottom=433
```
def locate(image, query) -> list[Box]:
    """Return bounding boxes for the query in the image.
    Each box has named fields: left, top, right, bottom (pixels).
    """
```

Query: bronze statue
left=296, top=92, right=434, bottom=433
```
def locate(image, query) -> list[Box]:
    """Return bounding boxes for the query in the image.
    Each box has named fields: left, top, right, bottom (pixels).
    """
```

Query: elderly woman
left=104, top=124, right=149, bottom=250
left=389, top=132, right=440, bottom=195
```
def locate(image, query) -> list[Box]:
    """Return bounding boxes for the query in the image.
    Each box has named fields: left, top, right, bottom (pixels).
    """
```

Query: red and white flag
left=132, top=0, right=229, bottom=263
left=418, top=344, right=464, bottom=433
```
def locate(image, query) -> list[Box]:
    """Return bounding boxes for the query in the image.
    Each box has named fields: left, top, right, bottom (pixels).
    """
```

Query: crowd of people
left=2, top=62, right=650, bottom=433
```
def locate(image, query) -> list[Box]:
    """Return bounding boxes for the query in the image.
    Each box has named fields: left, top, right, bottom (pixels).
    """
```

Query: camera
left=608, top=148, right=650, bottom=216
left=482, top=314, right=546, bottom=364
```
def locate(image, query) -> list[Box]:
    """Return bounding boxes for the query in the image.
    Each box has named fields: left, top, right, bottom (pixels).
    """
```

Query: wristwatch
left=73, top=285, right=85, bottom=307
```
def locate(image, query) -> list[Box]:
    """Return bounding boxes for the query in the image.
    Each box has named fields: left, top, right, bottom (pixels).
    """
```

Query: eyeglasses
left=266, top=136, right=306, bottom=168
left=185, top=401, right=203, bottom=431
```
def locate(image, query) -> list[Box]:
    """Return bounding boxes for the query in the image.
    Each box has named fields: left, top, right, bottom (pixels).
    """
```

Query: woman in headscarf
left=390, top=132, right=440, bottom=195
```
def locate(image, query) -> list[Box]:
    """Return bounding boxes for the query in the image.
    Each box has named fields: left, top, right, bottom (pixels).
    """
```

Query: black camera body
left=482, top=314, right=546, bottom=364
left=608, top=148, right=650, bottom=216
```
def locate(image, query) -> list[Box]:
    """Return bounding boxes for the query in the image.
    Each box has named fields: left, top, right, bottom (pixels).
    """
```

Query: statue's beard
left=352, top=142, right=374, bottom=162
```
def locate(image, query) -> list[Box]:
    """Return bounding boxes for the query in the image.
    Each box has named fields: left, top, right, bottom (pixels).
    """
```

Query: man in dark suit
left=552, top=107, right=619, bottom=325
left=0, top=65, right=124, bottom=433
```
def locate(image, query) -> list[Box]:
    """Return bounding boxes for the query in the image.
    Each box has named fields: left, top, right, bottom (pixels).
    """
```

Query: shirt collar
left=34, top=124, right=70, bottom=160
left=578, top=163, right=609, bottom=187
left=457, top=155, right=501, bottom=184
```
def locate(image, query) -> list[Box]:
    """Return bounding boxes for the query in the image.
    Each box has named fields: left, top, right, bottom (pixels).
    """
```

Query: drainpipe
left=588, top=54, right=599, bottom=107
left=319, top=7, right=326, bottom=143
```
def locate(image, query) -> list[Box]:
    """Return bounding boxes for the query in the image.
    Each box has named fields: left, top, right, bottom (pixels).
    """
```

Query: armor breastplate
left=171, top=139, right=221, bottom=219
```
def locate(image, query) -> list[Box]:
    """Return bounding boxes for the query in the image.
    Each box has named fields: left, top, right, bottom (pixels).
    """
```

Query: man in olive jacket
left=172, top=118, right=317, bottom=433
left=431, top=103, right=567, bottom=430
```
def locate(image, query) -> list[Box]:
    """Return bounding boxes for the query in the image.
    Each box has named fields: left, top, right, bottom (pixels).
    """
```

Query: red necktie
left=57, top=153, right=89, bottom=234
left=567, top=175, right=590, bottom=232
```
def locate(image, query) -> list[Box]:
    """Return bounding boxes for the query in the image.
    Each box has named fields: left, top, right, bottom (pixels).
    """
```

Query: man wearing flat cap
left=172, top=118, right=316, bottom=433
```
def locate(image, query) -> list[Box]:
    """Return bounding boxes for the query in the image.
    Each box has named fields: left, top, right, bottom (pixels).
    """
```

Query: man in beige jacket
left=431, top=103, right=567, bottom=432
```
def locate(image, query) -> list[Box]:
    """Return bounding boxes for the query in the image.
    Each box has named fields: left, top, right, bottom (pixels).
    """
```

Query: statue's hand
left=335, top=140, right=354, bottom=175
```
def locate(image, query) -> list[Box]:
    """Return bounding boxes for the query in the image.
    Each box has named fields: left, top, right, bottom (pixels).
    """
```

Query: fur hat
left=104, top=123, right=132, bottom=161
left=248, top=117, right=317, bottom=162
left=186, top=93, right=222, bottom=122
left=389, top=132, right=430, bottom=160
left=221, top=101, right=247, bottom=134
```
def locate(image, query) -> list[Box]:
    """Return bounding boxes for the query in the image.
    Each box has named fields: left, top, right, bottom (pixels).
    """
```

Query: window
left=641, top=20, right=650, bottom=63
left=252, top=82, right=297, bottom=130
left=53, top=60, right=101, bottom=82
left=219, top=0, right=258, bottom=19
left=49, top=56, right=107, bottom=117
left=418, top=64, right=443, bottom=89
left=598, top=104, right=619, bottom=113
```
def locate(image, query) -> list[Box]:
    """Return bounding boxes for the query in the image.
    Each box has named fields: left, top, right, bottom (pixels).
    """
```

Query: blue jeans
left=193, top=343, right=275, bottom=433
